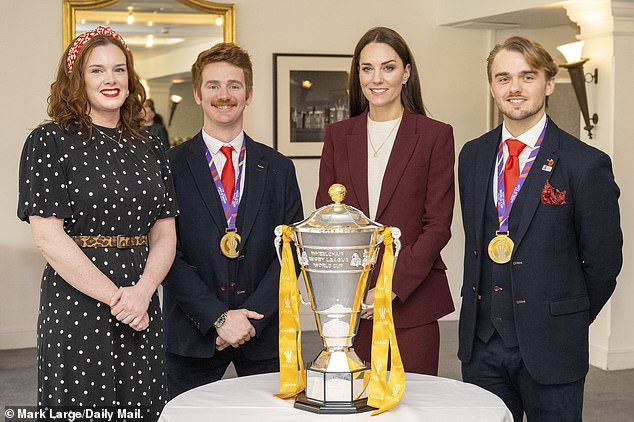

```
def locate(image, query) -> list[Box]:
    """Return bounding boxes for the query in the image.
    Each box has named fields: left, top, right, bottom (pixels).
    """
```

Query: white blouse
left=367, top=115, right=402, bottom=219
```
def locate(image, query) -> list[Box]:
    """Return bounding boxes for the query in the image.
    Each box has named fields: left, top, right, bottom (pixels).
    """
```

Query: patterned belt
left=71, top=235, right=148, bottom=249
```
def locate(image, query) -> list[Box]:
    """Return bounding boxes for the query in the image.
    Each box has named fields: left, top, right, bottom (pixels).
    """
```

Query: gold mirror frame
left=62, top=0, right=235, bottom=48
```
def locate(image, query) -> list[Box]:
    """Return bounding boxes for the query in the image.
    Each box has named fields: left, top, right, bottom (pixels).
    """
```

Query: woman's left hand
left=110, top=282, right=154, bottom=325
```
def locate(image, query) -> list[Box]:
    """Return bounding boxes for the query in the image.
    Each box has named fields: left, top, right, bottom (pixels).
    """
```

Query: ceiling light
left=127, top=6, right=135, bottom=25
left=215, top=16, right=223, bottom=26
left=145, top=34, right=155, bottom=48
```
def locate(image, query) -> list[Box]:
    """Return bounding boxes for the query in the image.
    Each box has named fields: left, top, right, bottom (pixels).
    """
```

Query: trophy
left=275, top=184, right=402, bottom=414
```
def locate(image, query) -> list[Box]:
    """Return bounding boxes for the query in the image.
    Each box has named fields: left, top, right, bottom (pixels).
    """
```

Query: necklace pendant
left=373, top=152, right=379, bottom=158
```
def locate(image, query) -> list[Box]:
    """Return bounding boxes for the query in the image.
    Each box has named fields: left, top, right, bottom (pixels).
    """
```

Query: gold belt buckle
left=116, top=235, right=125, bottom=248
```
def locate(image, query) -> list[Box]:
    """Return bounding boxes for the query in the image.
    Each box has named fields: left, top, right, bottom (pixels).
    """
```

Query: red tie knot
left=220, top=145, right=234, bottom=160
left=506, top=139, right=526, bottom=157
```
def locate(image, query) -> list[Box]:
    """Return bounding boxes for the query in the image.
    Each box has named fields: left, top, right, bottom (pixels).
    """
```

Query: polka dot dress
left=18, top=122, right=178, bottom=421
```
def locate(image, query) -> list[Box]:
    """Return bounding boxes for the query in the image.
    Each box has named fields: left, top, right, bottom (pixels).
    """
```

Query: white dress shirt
left=201, top=129, right=247, bottom=203
left=492, top=113, right=547, bottom=204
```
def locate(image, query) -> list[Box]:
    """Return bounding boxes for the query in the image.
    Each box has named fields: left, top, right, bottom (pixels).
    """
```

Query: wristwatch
left=213, top=311, right=228, bottom=329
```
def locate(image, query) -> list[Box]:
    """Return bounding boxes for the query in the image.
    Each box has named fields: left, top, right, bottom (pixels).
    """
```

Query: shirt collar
left=502, top=113, right=547, bottom=149
left=201, top=129, right=245, bottom=154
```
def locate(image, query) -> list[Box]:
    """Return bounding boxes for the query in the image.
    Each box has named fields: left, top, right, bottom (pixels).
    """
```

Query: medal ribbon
left=496, top=122, right=547, bottom=232
left=204, top=143, right=246, bottom=229
left=367, top=227, right=405, bottom=415
left=275, top=225, right=306, bottom=399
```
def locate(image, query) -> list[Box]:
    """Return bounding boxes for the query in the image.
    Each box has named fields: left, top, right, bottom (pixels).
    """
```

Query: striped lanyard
left=204, top=143, right=246, bottom=229
left=496, top=121, right=547, bottom=232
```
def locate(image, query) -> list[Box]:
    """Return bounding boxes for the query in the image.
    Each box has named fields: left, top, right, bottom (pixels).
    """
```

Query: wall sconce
left=557, top=40, right=599, bottom=138
left=168, top=94, right=183, bottom=127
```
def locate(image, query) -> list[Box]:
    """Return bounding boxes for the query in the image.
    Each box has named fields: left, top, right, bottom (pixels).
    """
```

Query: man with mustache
left=162, top=43, right=303, bottom=397
left=458, top=36, right=622, bottom=421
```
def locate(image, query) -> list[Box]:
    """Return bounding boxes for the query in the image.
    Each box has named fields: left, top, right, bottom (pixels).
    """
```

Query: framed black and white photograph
left=273, top=53, right=352, bottom=158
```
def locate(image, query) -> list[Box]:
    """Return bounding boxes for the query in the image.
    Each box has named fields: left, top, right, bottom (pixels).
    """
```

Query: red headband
left=67, top=25, right=129, bottom=72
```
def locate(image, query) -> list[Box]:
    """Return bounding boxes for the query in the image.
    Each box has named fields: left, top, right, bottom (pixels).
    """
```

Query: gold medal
left=220, top=230, right=241, bottom=258
left=487, top=231, right=514, bottom=264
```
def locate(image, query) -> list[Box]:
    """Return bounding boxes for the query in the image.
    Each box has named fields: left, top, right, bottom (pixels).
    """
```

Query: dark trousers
left=166, top=347, right=279, bottom=400
left=462, top=332, right=584, bottom=422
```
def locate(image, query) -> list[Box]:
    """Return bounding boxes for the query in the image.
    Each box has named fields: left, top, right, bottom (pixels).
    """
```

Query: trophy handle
left=274, top=225, right=310, bottom=306
left=392, top=227, right=402, bottom=271
left=298, top=290, right=311, bottom=306
left=274, top=225, right=284, bottom=264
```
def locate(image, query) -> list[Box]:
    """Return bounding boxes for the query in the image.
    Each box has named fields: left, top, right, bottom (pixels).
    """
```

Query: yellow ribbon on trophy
left=347, top=232, right=378, bottom=399
left=367, top=227, right=406, bottom=415
left=275, top=225, right=306, bottom=399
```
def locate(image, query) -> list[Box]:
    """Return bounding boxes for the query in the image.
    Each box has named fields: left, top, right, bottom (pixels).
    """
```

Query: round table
left=159, top=372, right=513, bottom=422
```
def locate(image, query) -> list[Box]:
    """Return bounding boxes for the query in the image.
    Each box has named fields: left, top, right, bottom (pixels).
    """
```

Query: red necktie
left=504, top=139, right=526, bottom=204
left=220, top=145, right=235, bottom=201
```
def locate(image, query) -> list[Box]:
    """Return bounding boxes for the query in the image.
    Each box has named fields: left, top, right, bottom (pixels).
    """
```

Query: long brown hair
left=48, top=34, right=146, bottom=138
left=349, top=27, right=426, bottom=117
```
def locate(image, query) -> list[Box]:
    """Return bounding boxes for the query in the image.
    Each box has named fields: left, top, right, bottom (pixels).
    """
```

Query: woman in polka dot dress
left=17, top=26, right=177, bottom=420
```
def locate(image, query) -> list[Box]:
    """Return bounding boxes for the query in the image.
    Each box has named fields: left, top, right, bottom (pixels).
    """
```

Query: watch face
left=214, top=312, right=227, bottom=328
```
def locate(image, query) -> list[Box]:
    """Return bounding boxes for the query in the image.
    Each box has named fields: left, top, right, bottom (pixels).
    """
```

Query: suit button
left=493, top=285, right=503, bottom=292
left=512, top=260, right=523, bottom=265
left=516, top=299, right=526, bottom=304
left=472, top=286, right=476, bottom=292
left=473, top=250, right=478, bottom=256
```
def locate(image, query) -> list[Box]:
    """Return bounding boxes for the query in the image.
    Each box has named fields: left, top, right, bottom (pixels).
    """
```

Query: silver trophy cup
left=275, top=184, right=400, bottom=414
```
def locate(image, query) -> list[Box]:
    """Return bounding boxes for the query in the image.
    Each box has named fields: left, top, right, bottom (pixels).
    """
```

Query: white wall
left=437, top=0, right=559, bottom=25
left=0, top=1, right=61, bottom=349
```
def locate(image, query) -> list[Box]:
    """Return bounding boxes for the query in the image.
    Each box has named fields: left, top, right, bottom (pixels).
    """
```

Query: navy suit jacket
left=458, top=118, right=622, bottom=384
left=163, top=132, right=303, bottom=360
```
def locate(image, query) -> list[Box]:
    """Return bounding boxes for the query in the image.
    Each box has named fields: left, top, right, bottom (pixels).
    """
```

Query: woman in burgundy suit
left=316, top=27, right=455, bottom=374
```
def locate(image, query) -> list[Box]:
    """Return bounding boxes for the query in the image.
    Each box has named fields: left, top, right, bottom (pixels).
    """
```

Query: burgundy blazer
left=316, top=110, right=455, bottom=328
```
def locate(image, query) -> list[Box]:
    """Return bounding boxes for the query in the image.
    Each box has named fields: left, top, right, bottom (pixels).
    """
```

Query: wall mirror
left=62, top=0, right=235, bottom=145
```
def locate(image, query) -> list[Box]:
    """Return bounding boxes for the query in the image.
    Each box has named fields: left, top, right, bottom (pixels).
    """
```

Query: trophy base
left=294, top=392, right=375, bottom=414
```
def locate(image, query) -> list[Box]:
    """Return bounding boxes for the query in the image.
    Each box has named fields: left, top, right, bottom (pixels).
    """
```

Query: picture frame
left=273, top=53, right=353, bottom=158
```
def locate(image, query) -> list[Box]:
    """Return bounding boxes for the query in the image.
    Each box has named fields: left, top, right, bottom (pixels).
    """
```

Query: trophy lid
left=292, top=184, right=382, bottom=233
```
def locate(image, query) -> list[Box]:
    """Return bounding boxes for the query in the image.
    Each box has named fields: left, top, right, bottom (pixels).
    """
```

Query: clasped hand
left=215, top=309, right=264, bottom=351
left=109, top=283, right=154, bottom=331
left=360, top=288, right=397, bottom=320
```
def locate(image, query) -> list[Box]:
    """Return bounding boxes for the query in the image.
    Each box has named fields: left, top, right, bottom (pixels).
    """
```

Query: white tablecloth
left=159, top=372, right=513, bottom=422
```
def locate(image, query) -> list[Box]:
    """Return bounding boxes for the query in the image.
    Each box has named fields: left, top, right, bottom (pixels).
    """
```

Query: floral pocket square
left=541, top=180, right=567, bottom=205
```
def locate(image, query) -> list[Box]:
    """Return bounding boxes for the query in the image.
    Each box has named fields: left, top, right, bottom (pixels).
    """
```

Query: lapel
left=376, top=110, right=419, bottom=220
left=236, top=134, right=267, bottom=247
left=474, top=126, right=502, bottom=249
left=511, top=117, right=560, bottom=252
left=346, top=114, right=370, bottom=215
left=185, top=133, right=227, bottom=234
